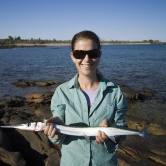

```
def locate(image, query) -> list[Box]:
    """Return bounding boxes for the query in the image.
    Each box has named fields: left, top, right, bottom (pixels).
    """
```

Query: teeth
left=82, top=64, right=92, bottom=67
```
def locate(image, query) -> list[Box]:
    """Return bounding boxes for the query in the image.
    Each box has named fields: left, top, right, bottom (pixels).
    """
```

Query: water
left=0, top=45, right=166, bottom=125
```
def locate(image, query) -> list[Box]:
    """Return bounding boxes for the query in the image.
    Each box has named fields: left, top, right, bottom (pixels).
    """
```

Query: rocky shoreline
left=0, top=80, right=166, bottom=166
left=0, top=42, right=153, bottom=49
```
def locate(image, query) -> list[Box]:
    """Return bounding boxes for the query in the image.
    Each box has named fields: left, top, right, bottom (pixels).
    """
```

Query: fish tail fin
left=139, top=126, right=153, bottom=146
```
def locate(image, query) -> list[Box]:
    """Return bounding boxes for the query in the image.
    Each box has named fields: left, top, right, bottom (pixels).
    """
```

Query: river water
left=0, top=45, right=166, bottom=125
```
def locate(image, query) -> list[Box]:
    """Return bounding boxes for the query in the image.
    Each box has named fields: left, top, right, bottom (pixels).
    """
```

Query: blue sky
left=0, top=0, right=166, bottom=41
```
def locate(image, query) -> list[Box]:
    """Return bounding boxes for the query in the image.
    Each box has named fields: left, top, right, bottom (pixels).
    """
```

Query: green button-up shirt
left=49, top=73, right=128, bottom=166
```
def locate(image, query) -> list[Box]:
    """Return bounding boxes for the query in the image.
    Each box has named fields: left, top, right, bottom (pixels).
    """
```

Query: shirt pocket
left=93, top=102, right=116, bottom=125
left=64, top=100, right=84, bottom=125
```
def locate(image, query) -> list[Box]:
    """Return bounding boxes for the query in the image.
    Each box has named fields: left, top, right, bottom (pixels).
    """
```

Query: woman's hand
left=95, top=119, right=111, bottom=144
left=44, top=116, right=64, bottom=140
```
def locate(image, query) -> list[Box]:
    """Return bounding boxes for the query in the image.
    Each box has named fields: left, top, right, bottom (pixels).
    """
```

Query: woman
left=44, top=30, right=128, bottom=166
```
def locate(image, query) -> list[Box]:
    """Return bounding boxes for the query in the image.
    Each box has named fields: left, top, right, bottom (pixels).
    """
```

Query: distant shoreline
left=16, top=42, right=151, bottom=47
left=0, top=42, right=162, bottom=49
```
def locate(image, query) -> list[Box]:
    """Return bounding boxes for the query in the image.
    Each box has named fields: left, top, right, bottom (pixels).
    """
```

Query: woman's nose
left=84, top=54, right=90, bottom=61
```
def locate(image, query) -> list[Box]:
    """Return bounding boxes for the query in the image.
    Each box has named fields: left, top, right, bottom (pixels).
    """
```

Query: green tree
left=149, top=39, right=154, bottom=44
left=8, top=36, right=13, bottom=41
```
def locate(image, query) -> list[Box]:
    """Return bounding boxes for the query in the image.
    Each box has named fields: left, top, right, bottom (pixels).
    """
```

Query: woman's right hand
left=44, top=116, right=64, bottom=140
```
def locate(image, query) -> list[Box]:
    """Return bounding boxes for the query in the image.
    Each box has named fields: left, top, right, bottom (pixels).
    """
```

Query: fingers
left=95, top=130, right=109, bottom=144
left=96, top=119, right=111, bottom=144
left=44, top=116, right=63, bottom=139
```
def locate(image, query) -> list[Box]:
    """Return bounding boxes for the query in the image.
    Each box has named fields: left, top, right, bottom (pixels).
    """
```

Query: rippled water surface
left=1, top=45, right=166, bottom=97
left=0, top=45, right=166, bottom=124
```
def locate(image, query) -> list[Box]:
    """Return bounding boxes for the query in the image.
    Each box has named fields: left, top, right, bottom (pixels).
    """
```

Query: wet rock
left=35, top=81, right=50, bottom=86
left=26, top=92, right=53, bottom=103
left=142, top=87, right=154, bottom=98
left=13, top=80, right=59, bottom=87
left=120, top=86, right=143, bottom=101
left=142, top=88, right=154, bottom=93
left=51, top=83, right=61, bottom=92
left=13, top=96, right=26, bottom=101
left=0, top=147, right=26, bottom=166
left=35, top=106, right=52, bottom=118
left=13, top=81, right=29, bottom=87
left=26, top=92, right=53, bottom=100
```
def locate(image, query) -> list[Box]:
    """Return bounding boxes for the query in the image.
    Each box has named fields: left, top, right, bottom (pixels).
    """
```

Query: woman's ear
left=70, top=52, right=76, bottom=63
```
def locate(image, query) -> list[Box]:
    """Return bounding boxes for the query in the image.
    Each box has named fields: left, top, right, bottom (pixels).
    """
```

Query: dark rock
left=0, top=99, right=10, bottom=107
left=120, top=87, right=139, bottom=100
left=17, top=111, right=32, bottom=118
left=26, top=92, right=53, bottom=103
left=0, top=102, right=5, bottom=108
left=45, top=148, right=60, bottom=166
left=13, top=80, right=59, bottom=87
left=7, top=99, right=24, bottom=107
left=6, top=130, right=45, bottom=166
left=148, top=155, right=166, bottom=165
left=35, top=106, right=52, bottom=118
left=0, top=117, right=10, bottom=124
left=13, top=96, right=26, bottom=101
left=1, top=98, right=25, bottom=107
left=142, top=88, right=154, bottom=98
left=13, top=81, right=29, bottom=87
left=0, top=109, right=5, bottom=119
left=0, top=147, right=26, bottom=166
left=0, top=130, right=11, bottom=150
left=26, top=92, right=53, bottom=100
left=10, top=115, right=29, bottom=125
left=142, top=88, right=154, bottom=93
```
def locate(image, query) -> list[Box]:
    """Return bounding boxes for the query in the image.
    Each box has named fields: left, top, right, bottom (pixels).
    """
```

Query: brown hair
left=71, top=30, right=101, bottom=51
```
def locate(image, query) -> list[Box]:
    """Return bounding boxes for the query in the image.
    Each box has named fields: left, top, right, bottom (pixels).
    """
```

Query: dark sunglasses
left=72, top=49, right=101, bottom=59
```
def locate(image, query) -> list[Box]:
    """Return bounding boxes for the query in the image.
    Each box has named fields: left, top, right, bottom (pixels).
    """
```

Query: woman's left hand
left=95, top=119, right=110, bottom=144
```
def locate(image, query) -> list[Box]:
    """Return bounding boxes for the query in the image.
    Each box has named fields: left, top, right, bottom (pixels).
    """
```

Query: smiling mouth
left=81, top=64, right=93, bottom=69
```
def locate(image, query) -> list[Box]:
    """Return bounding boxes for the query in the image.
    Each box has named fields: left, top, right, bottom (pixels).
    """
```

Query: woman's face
left=70, top=39, right=101, bottom=77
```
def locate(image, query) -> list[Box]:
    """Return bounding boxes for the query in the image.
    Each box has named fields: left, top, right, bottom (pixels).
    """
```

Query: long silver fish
left=0, top=122, right=153, bottom=145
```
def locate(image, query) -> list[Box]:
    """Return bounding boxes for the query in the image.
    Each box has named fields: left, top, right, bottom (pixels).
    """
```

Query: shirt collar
left=68, top=74, right=79, bottom=89
left=67, top=73, right=115, bottom=89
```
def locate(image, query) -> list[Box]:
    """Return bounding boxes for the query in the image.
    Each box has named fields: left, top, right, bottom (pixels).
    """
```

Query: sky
left=0, top=0, right=166, bottom=41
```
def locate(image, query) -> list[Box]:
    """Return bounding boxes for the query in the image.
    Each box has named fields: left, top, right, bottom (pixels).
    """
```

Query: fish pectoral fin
left=84, top=136, right=90, bottom=143
left=108, top=136, right=117, bottom=143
